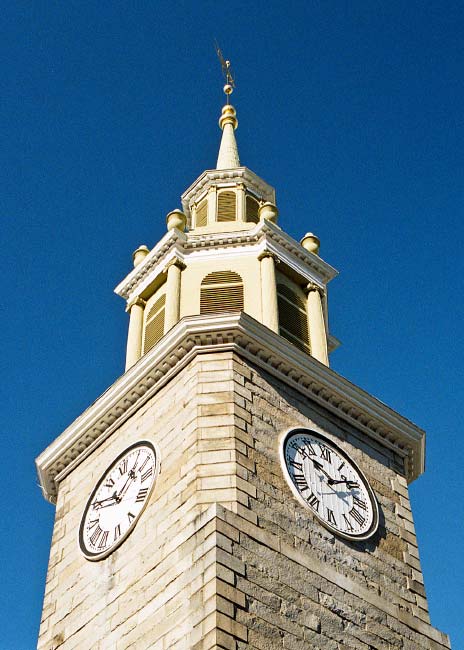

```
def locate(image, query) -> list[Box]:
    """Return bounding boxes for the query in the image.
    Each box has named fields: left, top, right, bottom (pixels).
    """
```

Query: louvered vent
left=200, top=271, right=244, bottom=315
left=277, top=283, right=310, bottom=354
left=143, top=294, right=165, bottom=354
left=195, top=199, right=208, bottom=227
left=217, top=191, right=236, bottom=222
left=246, top=196, right=259, bottom=223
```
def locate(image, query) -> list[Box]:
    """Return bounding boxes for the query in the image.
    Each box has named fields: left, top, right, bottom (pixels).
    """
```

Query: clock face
left=79, top=441, right=159, bottom=560
left=281, top=429, right=378, bottom=540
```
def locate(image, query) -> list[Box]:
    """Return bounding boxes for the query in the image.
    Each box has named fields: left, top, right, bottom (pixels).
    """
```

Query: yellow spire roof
left=216, top=104, right=240, bottom=169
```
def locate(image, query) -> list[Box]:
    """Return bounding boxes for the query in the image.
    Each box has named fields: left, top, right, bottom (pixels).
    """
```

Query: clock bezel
left=280, top=427, right=379, bottom=541
left=78, top=439, right=160, bottom=561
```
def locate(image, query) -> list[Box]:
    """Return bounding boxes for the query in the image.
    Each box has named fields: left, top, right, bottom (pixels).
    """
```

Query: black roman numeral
left=136, top=487, right=149, bottom=502
left=119, top=458, right=128, bottom=475
left=348, top=507, right=366, bottom=527
left=114, top=524, right=121, bottom=541
left=293, top=474, right=309, bottom=492
left=352, top=495, right=368, bottom=511
left=127, top=512, right=135, bottom=523
left=104, top=477, right=115, bottom=489
left=90, top=525, right=103, bottom=546
left=326, top=508, right=336, bottom=526
left=288, top=460, right=303, bottom=472
left=307, top=492, right=320, bottom=511
left=98, top=530, right=109, bottom=549
left=88, top=518, right=99, bottom=530
left=141, top=467, right=153, bottom=483
left=337, top=461, right=345, bottom=473
left=342, top=514, right=354, bottom=532
left=300, top=442, right=316, bottom=458
left=319, top=445, right=332, bottom=463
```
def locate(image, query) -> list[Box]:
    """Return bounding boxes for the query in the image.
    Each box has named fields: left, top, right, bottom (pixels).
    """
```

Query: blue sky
left=2, top=1, right=463, bottom=648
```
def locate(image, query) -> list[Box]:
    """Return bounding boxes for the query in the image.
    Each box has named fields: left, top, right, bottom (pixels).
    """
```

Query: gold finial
left=215, top=41, right=235, bottom=103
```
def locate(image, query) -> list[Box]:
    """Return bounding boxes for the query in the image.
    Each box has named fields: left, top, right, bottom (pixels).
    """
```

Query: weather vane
left=215, top=41, right=235, bottom=103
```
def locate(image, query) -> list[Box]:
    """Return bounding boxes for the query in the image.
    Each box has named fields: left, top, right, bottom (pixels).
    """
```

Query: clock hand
left=92, top=492, right=118, bottom=508
left=115, top=469, right=137, bottom=502
left=330, top=479, right=360, bottom=489
left=308, top=459, right=359, bottom=489
left=95, top=499, right=121, bottom=509
left=309, top=458, right=337, bottom=485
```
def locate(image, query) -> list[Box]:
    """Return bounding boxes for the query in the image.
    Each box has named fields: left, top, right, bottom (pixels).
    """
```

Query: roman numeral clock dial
left=79, top=441, right=159, bottom=560
left=280, top=429, right=378, bottom=540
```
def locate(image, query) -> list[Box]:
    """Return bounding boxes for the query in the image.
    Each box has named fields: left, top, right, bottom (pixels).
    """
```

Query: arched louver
left=217, top=191, right=237, bottom=222
left=246, top=196, right=259, bottom=223
left=143, top=294, right=166, bottom=354
left=195, top=199, right=208, bottom=227
left=277, top=283, right=310, bottom=354
left=200, top=271, right=244, bottom=315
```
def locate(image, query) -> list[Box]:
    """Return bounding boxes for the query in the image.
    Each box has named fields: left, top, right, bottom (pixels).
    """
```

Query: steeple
left=216, top=104, right=240, bottom=169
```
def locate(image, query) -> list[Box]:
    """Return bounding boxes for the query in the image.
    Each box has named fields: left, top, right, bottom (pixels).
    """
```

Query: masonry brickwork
left=38, top=352, right=450, bottom=650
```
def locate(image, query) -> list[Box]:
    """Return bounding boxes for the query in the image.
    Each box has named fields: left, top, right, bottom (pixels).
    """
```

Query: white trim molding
left=36, top=313, right=425, bottom=503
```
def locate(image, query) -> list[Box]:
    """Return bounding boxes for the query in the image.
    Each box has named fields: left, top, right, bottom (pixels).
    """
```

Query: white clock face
left=281, top=429, right=378, bottom=540
left=79, top=441, right=159, bottom=560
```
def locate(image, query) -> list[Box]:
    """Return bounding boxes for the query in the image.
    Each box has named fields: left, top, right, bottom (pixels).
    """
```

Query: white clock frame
left=280, top=427, right=379, bottom=541
left=78, top=439, right=160, bottom=561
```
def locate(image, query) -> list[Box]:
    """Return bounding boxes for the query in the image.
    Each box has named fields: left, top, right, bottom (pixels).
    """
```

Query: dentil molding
left=115, top=220, right=338, bottom=301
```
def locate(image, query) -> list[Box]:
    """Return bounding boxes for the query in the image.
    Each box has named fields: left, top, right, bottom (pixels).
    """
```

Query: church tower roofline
left=35, top=311, right=425, bottom=503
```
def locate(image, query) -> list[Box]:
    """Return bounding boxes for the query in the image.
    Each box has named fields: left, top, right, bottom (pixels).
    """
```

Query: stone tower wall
left=37, top=352, right=450, bottom=650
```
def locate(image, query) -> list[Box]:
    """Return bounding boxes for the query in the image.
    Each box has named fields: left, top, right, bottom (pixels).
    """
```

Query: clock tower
left=36, top=71, right=451, bottom=649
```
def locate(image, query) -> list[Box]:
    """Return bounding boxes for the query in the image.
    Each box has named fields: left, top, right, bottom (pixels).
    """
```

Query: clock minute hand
left=115, top=469, right=137, bottom=502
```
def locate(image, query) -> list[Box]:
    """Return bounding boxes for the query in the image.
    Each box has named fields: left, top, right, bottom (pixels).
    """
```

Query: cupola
left=115, top=64, right=339, bottom=373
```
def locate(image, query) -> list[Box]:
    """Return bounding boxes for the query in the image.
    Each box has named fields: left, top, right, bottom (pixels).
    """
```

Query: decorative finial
left=214, top=42, right=240, bottom=168
left=215, top=41, right=235, bottom=103
left=301, top=233, right=320, bottom=255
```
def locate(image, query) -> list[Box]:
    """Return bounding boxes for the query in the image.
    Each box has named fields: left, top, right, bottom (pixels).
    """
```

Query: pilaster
left=236, top=183, right=246, bottom=222
left=258, top=251, right=279, bottom=334
left=164, top=258, right=186, bottom=334
left=306, top=282, right=329, bottom=366
left=125, top=297, right=146, bottom=371
left=207, top=186, right=217, bottom=225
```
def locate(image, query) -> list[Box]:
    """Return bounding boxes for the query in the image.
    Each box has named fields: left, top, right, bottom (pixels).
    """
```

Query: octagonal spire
left=216, top=103, right=240, bottom=169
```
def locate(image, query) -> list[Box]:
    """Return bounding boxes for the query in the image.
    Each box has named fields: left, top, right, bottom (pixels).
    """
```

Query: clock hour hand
left=92, top=492, right=118, bottom=509
left=330, top=479, right=360, bottom=489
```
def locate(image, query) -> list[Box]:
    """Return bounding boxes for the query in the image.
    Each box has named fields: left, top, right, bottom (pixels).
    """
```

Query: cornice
left=261, top=221, right=338, bottom=284
left=328, top=334, right=341, bottom=353
left=36, top=313, right=425, bottom=504
left=114, top=229, right=187, bottom=300
left=113, top=220, right=337, bottom=301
